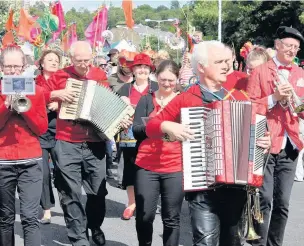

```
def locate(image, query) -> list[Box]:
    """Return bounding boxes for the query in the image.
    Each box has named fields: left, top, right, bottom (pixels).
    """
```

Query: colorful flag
left=62, top=23, right=78, bottom=52
left=51, top=1, right=66, bottom=41
left=122, top=0, right=134, bottom=29
left=5, top=9, right=16, bottom=31
left=17, top=8, right=36, bottom=42
left=2, top=31, right=15, bottom=46
left=85, top=6, right=108, bottom=47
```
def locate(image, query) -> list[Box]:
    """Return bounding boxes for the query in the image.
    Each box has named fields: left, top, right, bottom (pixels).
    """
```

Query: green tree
left=171, top=0, right=180, bottom=10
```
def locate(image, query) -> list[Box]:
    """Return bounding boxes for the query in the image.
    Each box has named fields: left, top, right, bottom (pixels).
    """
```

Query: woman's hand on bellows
left=256, top=131, right=271, bottom=153
left=161, top=121, right=194, bottom=142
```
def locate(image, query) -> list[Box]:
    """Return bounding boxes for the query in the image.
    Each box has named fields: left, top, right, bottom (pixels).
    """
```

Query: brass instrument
left=275, top=70, right=304, bottom=114
left=10, top=94, right=32, bottom=113
left=239, top=187, right=264, bottom=241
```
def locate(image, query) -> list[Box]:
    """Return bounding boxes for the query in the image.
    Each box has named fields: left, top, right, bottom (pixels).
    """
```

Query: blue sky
left=58, top=0, right=188, bottom=12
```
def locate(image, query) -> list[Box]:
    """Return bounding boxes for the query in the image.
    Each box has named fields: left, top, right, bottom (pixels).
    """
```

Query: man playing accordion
left=43, top=41, right=131, bottom=246
left=145, top=41, right=271, bottom=246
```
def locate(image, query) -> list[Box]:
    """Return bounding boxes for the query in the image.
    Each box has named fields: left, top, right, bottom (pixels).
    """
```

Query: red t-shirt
left=135, top=95, right=182, bottom=173
left=224, top=70, right=248, bottom=91
left=129, top=85, right=149, bottom=106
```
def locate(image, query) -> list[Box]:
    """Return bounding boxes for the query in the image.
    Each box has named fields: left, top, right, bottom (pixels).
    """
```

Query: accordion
left=181, top=101, right=267, bottom=192
left=59, top=78, right=135, bottom=141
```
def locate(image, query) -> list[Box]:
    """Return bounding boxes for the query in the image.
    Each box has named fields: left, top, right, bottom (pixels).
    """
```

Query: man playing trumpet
left=246, top=26, right=304, bottom=246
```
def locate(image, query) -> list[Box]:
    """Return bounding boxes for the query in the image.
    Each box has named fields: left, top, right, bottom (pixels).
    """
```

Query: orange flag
left=2, top=31, right=15, bottom=46
left=122, top=0, right=134, bottom=29
left=5, top=9, right=15, bottom=31
left=17, top=8, right=36, bottom=42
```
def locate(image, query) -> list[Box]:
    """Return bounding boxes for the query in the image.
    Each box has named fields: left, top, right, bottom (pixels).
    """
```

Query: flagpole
left=218, top=0, right=222, bottom=42
left=93, top=7, right=101, bottom=55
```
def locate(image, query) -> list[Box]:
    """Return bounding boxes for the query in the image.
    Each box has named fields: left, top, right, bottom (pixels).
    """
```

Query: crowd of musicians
left=0, top=24, right=303, bottom=246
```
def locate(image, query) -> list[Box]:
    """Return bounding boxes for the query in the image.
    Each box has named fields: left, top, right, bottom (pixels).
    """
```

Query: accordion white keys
left=59, top=78, right=135, bottom=141
left=181, top=101, right=267, bottom=192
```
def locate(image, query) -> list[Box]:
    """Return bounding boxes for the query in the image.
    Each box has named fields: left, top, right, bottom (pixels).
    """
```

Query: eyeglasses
left=73, top=58, right=91, bottom=64
left=2, top=65, right=23, bottom=70
left=279, top=40, right=301, bottom=51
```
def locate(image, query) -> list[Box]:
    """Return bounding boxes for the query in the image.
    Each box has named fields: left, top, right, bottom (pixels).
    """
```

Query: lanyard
left=199, top=84, right=236, bottom=101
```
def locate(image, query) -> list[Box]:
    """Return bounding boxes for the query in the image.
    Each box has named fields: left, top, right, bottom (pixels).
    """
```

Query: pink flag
left=85, top=6, right=108, bottom=47
left=51, top=1, right=66, bottom=41
left=62, top=23, right=77, bottom=52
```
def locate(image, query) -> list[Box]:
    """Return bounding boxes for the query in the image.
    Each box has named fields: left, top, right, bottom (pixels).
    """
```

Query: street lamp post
left=145, top=18, right=176, bottom=51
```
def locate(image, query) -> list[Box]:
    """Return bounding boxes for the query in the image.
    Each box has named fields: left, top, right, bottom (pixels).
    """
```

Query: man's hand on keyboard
left=161, top=121, right=194, bottom=142
left=51, top=89, right=76, bottom=103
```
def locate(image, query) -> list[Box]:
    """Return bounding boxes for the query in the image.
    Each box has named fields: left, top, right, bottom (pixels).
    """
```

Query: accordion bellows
left=181, top=101, right=267, bottom=192
left=59, top=78, right=135, bottom=141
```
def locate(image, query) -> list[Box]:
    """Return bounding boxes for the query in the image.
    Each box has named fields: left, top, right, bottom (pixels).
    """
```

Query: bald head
left=70, top=41, right=93, bottom=76
left=70, top=41, right=92, bottom=57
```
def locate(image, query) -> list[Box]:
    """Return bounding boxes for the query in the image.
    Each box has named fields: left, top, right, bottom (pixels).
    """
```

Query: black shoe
left=106, top=169, right=115, bottom=179
left=91, top=228, right=106, bottom=246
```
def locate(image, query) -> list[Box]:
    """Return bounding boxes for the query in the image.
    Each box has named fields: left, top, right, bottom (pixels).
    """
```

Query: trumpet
left=8, top=94, right=32, bottom=113
left=275, top=74, right=304, bottom=115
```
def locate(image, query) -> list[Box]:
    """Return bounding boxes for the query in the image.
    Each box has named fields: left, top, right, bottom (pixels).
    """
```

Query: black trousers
left=122, top=147, right=137, bottom=187
left=0, top=160, right=43, bottom=246
left=54, top=140, right=107, bottom=246
left=187, top=188, right=247, bottom=246
left=40, top=148, right=56, bottom=210
left=135, top=167, right=184, bottom=246
left=251, top=139, right=298, bottom=246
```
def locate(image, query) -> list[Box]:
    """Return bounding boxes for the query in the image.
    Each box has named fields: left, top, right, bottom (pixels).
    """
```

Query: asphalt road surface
left=14, top=165, right=304, bottom=246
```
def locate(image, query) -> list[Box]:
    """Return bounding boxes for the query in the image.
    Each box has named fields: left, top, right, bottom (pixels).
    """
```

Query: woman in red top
left=117, top=53, right=158, bottom=220
left=132, top=60, right=183, bottom=246
left=35, top=50, right=61, bottom=224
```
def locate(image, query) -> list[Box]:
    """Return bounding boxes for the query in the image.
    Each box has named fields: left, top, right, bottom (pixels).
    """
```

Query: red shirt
left=44, top=66, right=108, bottom=142
left=0, top=85, right=48, bottom=160
left=224, top=70, right=248, bottom=91
left=136, top=95, right=181, bottom=173
left=130, top=85, right=149, bottom=106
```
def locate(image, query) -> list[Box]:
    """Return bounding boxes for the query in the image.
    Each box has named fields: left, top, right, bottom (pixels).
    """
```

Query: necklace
left=156, top=91, right=177, bottom=109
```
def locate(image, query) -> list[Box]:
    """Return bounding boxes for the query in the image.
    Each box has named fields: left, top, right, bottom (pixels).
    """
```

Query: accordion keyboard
left=181, top=107, right=213, bottom=191
left=59, top=79, right=84, bottom=120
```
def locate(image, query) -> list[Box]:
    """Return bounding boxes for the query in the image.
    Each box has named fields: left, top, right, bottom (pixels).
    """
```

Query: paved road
left=15, top=165, right=304, bottom=246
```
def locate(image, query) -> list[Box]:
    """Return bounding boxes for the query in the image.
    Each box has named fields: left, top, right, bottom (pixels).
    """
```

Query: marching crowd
left=0, top=24, right=303, bottom=246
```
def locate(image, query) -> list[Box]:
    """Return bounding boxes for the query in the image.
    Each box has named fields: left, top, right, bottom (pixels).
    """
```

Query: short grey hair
left=69, top=41, right=92, bottom=56
left=191, top=41, right=226, bottom=74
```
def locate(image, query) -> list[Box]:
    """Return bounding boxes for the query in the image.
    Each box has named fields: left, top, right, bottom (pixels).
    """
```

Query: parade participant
left=118, top=53, right=158, bottom=220
left=108, top=55, right=134, bottom=92
left=107, top=48, right=119, bottom=76
left=223, top=46, right=248, bottom=91
left=44, top=41, right=131, bottom=246
left=36, top=50, right=61, bottom=225
left=133, top=60, right=183, bottom=246
left=145, top=41, right=271, bottom=246
left=0, top=45, right=48, bottom=246
left=246, top=26, right=304, bottom=246
left=178, top=51, right=195, bottom=92
left=245, top=46, right=270, bottom=75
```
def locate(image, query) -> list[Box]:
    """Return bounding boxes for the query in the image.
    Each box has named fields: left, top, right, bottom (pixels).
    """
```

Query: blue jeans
left=187, top=188, right=246, bottom=246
